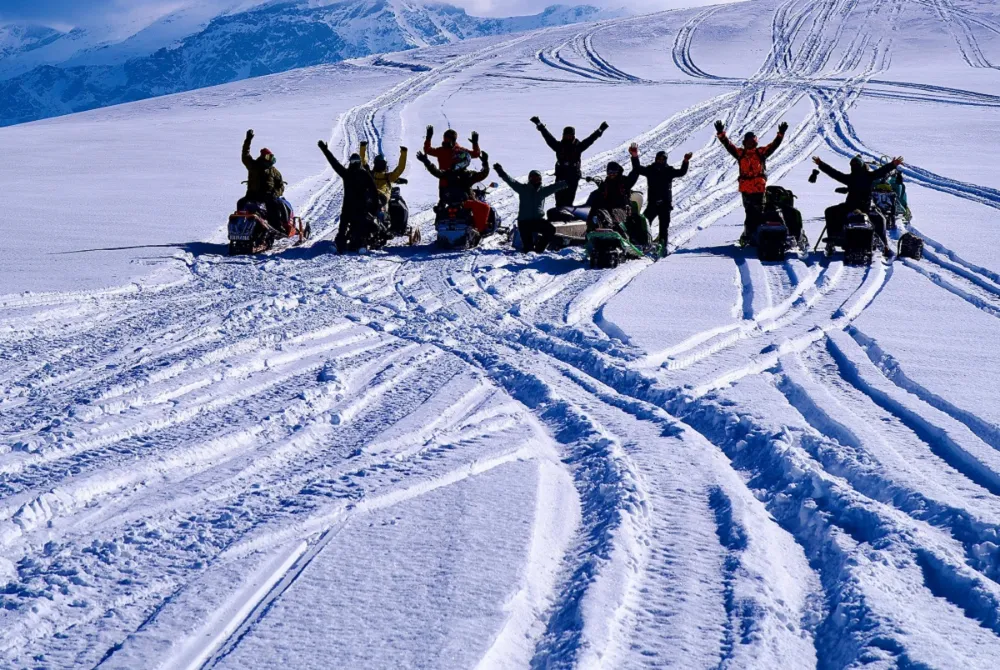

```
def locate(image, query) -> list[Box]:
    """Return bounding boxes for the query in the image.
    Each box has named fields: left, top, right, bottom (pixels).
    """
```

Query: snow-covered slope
left=0, top=0, right=621, bottom=127
left=2, top=0, right=1000, bottom=668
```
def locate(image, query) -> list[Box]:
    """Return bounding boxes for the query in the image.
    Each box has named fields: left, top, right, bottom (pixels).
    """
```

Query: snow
left=2, top=0, right=1000, bottom=667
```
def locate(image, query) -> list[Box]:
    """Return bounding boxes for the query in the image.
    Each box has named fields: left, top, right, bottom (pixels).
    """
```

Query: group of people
left=238, top=115, right=906, bottom=257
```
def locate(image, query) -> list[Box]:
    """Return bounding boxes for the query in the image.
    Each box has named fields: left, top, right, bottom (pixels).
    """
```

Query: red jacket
left=717, top=131, right=784, bottom=194
left=423, top=139, right=481, bottom=171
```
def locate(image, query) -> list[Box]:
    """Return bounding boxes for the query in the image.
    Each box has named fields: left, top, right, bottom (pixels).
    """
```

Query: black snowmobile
left=434, top=182, right=501, bottom=250
left=817, top=207, right=881, bottom=266
left=228, top=200, right=308, bottom=256
left=378, top=178, right=420, bottom=245
left=752, top=185, right=808, bottom=262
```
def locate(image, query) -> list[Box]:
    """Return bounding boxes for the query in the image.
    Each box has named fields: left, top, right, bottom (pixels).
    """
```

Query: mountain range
left=0, top=0, right=623, bottom=127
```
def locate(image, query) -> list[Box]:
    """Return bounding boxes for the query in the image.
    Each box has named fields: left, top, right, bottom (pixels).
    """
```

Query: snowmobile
left=586, top=188, right=647, bottom=269
left=753, top=185, right=808, bottom=261
left=818, top=209, right=880, bottom=266
left=545, top=205, right=591, bottom=248
left=434, top=182, right=502, bottom=250
left=380, top=178, right=420, bottom=245
left=227, top=200, right=308, bottom=256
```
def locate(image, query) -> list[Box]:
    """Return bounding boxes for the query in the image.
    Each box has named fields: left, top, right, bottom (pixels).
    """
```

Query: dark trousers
left=645, top=202, right=672, bottom=246
left=741, top=192, right=765, bottom=239
left=519, top=218, right=556, bottom=252
left=555, top=178, right=580, bottom=208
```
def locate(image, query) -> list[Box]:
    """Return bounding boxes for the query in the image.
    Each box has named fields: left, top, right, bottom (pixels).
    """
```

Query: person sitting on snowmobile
left=360, top=141, right=408, bottom=201
left=715, top=120, right=787, bottom=244
left=588, top=160, right=640, bottom=233
left=417, top=149, right=492, bottom=233
left=494, top=164, right=567, bottom=253
left=239, top=129, right=294, bottom=236
left=424, top=126, right=480, bottom=191
left=813, top=154, right=904, bottom=257
left=531, top=117, right=608, bottom=208
left=630, top=142, right=692, bottom=256
left=359, top=140, right=413, bottom=241
left=317, top=140, right=383, bottom=253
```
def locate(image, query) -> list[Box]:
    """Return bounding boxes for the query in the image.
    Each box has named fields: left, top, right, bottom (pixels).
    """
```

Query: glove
left=683, top=152, right=693, bottom=162
left=416, top=151, right=428, bottom=163
left=400, top=146, right=408, bottom=153
left=425, top=125, right=434, bottom=140
left=778, top=121, right=789, bottom=134
left=599, top=121, right=609, bottom=132
left=628, top=143, right=639, bottom=157
left=714, top=120, right=724, bottom=133
left=317, top=140, right=328, bottom=150
left=530, top=116, right=541, bottom=126
left=493, top=163, right=502, bottom=172
left=470, top=131, right=479, bottom=144
left=360, top=140, right=368, bottom=148
left=812, top=156, right=822, bottom=165
left=246, top=129, right=254, bottom=140
left=892, top=156, right=904, bottom=166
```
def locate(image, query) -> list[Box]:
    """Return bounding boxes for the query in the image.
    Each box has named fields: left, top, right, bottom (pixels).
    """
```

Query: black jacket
left=817, top=159, right=896, bottom=213
left=592, top=171, right=640, bottom=211
left=537, top=124, right=605, bottom=180
left=420, top=159, right=490, bottom=204
left=631, top=155, right=689, bottom=209
left=320, top=146, right=380, bottom=220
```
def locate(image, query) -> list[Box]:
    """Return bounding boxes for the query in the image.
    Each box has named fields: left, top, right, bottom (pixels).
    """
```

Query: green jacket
left=242, top=136, right=284, bottom=199
left=496, top=166, right=567, bottom=221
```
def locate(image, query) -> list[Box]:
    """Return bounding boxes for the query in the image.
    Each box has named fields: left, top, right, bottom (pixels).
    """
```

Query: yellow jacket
left=360, top=144, right=407, bottom=200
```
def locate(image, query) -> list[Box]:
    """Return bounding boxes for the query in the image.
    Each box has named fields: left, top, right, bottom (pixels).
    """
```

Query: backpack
left=898, top=232, right=924, bottom=260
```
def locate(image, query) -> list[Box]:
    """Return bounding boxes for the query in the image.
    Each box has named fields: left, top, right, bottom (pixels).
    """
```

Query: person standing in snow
left=715, top=119, right=787, bottom=244
left=629, top=142, right=693, bottom=256
left=494, top=164, right=567, bottom=253
left=239, top=129, right=292, bottom=235
left=424, top=125, right=480, bottom=193
left=530, top=117, right=609, bottom=208
left=812, top=154, right=904, bottom=257
left=317, top=140, right=382, bottom=253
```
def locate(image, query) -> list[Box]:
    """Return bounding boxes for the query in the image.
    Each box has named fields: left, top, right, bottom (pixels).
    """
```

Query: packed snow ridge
left=2, top=0, right=1000, bottom=668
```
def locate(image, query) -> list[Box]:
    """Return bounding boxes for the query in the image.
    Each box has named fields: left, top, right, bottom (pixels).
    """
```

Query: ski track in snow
left=2, top=0, right=1000, bottom=667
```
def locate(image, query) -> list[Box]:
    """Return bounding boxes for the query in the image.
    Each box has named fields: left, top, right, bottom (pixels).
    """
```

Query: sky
left=0, top=0, right=706, bottom=27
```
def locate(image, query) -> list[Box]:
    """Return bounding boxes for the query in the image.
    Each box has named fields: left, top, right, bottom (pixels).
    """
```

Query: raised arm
left=242, top=130, right=255, bottom=169
left=715, top=121, right=740, bottom=160
left=578, top=121, right=608, bottom=152
left=359, top=141, right=368, bottom=167
left=532, top=118, right=560, bottom=152
left=539, top=181, right=568, bottom=199
left=673, top=153, right=692, bottom=178
left=469, top=131, right=481, bottom=159
left=318, top=141, right=348, bottom=179
left=494, top=164, right=520, bottom=190
left=388, top=147, right=408, bottom=181
left=871, top=157, right=903, bottom=181
left=630, top=154, right=651, bottom=176
left=416, top=152, right=445, bottom=180
left=469, top=152, right=491, bottom=183
left=813, top=157, right=850, bottom=185
left=762, top=122, right=788, bottom=159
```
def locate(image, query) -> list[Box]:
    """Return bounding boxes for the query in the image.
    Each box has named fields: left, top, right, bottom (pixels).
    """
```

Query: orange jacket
left=717, top=130, right=784, bottom=194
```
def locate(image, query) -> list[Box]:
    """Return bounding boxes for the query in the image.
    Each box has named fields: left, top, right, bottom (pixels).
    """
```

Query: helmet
left=443, top=129, right=458, bottom=145
left=452, top=150, right=472, bottom=172
left=606, top=161, right=624, bottom=176
left=850, top=155, right=867, bottom=173
left=655, top=151, right=667, bottom=163
left=260, top=148, right=276, bottom=165
left=373, top=154, right=388, bottom=172
left=528, top=170, right=543, bottom=185
left=563, top=126, right=576, bottom=138
left=742, top=132, right=757, bottom=145
left=348, top=153, right=362, bottom=166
